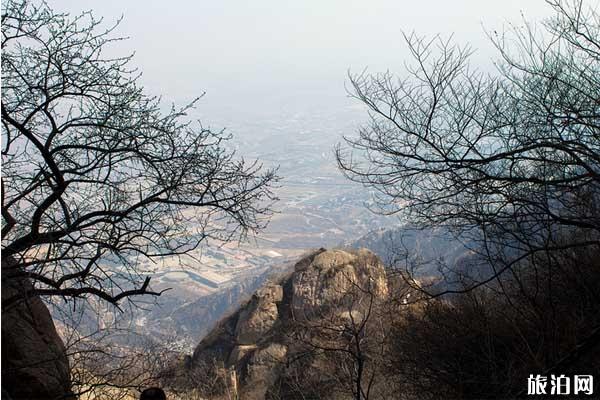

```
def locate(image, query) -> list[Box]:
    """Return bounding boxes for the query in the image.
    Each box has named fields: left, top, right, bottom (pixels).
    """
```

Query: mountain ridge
left=166, top=247, right=391, bottom=400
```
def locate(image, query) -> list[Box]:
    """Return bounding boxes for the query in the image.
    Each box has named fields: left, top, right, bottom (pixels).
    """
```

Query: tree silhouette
left=1, top=0, right=278, bottom=309
left=336, top=0, right=600, bottom=294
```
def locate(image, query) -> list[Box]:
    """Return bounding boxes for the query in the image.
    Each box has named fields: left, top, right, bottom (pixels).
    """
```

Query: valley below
left=51, top=97, right=397, bottom=354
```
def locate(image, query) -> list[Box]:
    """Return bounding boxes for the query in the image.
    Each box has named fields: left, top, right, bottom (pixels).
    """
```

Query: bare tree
left=48, top=296, right=174, bottom=400
left=1, top=0, right=278, bottom=309
left=336, top=0, right=600, bottom=294
left=387, top=233, right=600, bottom=399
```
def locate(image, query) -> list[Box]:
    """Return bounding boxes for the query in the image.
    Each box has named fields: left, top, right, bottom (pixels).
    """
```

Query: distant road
left=282, top=180, right=359, bottom=188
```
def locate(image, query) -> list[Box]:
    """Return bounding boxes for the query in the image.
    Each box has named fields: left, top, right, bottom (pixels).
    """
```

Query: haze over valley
left=4, top=1, right=599, bottom=399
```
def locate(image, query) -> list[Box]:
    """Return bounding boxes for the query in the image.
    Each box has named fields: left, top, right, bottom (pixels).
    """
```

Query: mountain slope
left=167, top=248, right=389, bottom=400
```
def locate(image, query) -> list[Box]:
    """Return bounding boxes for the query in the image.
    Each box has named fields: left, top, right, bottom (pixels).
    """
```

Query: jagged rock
left=292, top=248, right=387, bottom=319
left=183, top=248, right=389, bottom=400
left=235, top=283, right=283, bottom=344
left=1, top=258, right=73, bottom=400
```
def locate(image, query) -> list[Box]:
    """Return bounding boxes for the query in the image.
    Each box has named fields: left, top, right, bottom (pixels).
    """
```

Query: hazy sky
left=49, top=0, right=556, bottom=113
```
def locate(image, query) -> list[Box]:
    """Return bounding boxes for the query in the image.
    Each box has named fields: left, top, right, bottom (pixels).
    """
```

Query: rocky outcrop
left=1, top=259, right=73, bottom=400
left=177, top=248, right=388, bottom=399
left=292, top=248, right=387, bottom=319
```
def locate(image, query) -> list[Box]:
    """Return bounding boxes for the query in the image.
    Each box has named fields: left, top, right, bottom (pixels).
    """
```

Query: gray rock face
left=292, top=248, right=387, bottom=319
left=235, top=283, right=283, bottom=345
left=183, top=248, right=388, bottom=399
left=1, top=259, right=73, bottom=400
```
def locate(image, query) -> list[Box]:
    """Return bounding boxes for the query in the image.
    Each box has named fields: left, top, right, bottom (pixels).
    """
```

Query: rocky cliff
left=171, top=248, right=388, bottom=399
left=1, top=259, right=73, bottom=400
